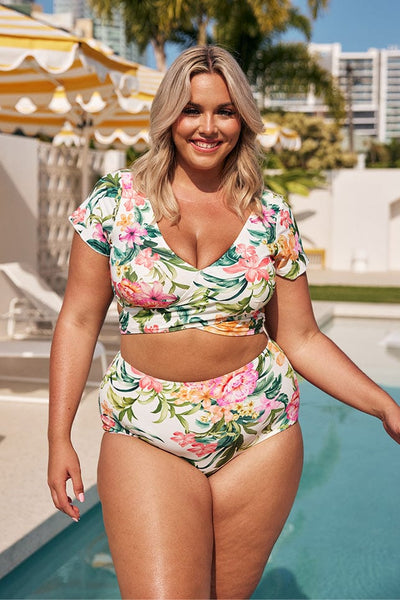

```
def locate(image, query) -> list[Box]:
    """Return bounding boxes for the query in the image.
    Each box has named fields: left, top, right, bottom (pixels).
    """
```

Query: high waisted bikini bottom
left=98, top=339, right=300, bottom=475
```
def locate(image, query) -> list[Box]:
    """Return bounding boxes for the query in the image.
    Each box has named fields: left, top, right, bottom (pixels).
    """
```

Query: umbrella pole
left=81, top=125, right=90, bottom=202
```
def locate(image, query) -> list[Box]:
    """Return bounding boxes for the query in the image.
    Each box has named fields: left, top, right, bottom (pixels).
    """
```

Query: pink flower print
left=119, top=223, right=147, bottom=248
left=250, top=206, right=275, bottom=227
left=279, top=209, right=293, bottom=229
left=135, top=247, right=160, bottom=269
left=286, top=386, right=300, bottom=422
left=115, top=279, right=143, bottom=305
left=209, top=363, right=259, bottom=406
left=224, top=244, right=272, bottom=283
left=171, top=432, right=196, bottom=447
left=257, top=395, right=284, bottom=416
left=116, top=279, right=177, bottom=308
left=143, top=324, right=160, bottom=333
left=101, top=414, right=118, bottom=432
left=139, top=374, right=163, bottom=393
left=187, top=441, right=218, bottom=458
left=70, top=206, right=86, bottom=224
left=121, top=172, right=145, bottom=206
left=130, top=281, right=178, bottom=308
left=124, top=199, right=134, bottom=211
left=236, top=244, right=257, bottom=260
left=93, top=222, right=107, bottom=243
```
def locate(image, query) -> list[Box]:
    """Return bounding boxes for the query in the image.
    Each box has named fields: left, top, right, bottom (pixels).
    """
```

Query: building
left=265, top=42, right=400, bottom=148
left=52, top=0, right=145, bottom=64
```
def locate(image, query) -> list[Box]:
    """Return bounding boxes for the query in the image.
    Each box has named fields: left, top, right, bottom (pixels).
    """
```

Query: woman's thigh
left=209, top=422, right=304, bottom=600
left=97, top=433, right=214, bottom=600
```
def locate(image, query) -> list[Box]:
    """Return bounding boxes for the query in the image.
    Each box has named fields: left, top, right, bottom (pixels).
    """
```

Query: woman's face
left=171, top=73, right=241, bottom=177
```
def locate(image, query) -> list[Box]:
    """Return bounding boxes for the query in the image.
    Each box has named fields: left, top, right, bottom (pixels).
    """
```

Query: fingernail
left=78, top=493, right=85, bottom=503
left=72, top=517, right=79, bottom=523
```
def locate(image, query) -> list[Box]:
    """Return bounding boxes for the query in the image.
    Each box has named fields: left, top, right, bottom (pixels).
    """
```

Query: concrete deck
left=0, top=300, right=400, bottom=580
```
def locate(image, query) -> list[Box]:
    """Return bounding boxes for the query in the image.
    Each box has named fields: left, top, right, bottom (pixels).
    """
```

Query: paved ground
left=1, top=297, right=400, bottom=580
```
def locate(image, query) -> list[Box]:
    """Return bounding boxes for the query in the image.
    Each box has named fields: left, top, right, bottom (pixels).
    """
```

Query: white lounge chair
left=0, top=262, right=62, bottom=339
left=0, top=262, right=119, bottom=338
left=0, top=262, right=108, bottom=401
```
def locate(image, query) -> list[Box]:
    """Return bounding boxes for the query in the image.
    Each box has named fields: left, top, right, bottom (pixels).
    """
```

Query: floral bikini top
left=70, top=170, right=308, bottom=336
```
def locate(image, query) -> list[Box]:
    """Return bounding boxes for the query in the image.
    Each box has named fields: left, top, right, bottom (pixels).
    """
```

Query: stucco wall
left=291, top=169, right=400, bottom=272
left=0, top=134, right=39, bottom=270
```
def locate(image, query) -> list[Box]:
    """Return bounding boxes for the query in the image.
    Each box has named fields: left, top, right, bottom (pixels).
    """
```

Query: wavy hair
left=131, top=45, right=265, bottom=222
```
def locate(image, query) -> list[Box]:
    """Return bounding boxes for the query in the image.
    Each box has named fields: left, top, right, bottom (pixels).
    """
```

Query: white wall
left=0, top=134, right=39, bottom=270
left=291, top=169, right=400, bottom=272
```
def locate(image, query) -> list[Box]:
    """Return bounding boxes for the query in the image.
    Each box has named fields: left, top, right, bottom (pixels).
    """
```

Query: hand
left=47, top=440, right=85, bottom=521
left=381, top=402, right=400, bottom=444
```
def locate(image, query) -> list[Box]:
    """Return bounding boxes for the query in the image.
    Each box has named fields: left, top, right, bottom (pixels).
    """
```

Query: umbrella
left=258, top=121, right=301, bottom=151
left=0, top=5, right=163, bottom=195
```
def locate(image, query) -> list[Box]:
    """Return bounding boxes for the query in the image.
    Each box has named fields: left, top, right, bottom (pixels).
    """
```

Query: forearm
left=48, top=315, right=101, bottom=443
left=286, top=330, right=397, bottom=420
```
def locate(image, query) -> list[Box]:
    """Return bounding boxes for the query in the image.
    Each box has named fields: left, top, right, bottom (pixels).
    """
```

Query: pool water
left=1, top=381, right=399, bottom=600
left=1, top=315, right=400, bottom=599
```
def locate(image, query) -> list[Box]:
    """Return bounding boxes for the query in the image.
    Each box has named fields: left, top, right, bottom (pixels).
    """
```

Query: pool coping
left=0, top=300, right=399, bottom=580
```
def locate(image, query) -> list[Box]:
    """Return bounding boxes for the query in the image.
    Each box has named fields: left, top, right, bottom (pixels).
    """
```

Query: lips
left=190, top=139, right=222, bottom=151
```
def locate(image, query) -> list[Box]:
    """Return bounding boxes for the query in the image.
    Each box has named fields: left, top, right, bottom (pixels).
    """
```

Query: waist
left=120, top=328, right=269, bottom=381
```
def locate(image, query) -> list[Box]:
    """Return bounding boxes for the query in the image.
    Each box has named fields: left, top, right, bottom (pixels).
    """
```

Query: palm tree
left=88, top=0, right=190, bottom=71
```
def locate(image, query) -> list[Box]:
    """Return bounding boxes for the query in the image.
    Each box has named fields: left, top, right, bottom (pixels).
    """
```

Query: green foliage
left=264, top=168, right=326, bottom=199
left=365, top=139, right=400, bottom=168
left=262, top=112, right=357, bottom=170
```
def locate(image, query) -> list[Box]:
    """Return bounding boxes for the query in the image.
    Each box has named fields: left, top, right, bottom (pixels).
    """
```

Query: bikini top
left=69, top=170, right=308, bottom=336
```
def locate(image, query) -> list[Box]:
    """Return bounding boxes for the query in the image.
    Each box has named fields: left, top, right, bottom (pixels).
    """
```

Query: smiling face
left=171, top=73, right=241, bottom=180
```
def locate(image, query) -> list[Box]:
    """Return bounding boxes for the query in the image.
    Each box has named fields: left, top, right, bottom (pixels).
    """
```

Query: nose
left=198, top=113, right=217, bottom=136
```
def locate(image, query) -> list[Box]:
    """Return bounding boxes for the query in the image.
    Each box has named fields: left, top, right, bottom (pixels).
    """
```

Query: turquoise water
left=1, top=381, right=399, bottom=599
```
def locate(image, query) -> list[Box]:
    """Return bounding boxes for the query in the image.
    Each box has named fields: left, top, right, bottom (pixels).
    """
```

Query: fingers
left=48, top=444, right=85, bottom=522
left=49, top=479, right=80, bottom=521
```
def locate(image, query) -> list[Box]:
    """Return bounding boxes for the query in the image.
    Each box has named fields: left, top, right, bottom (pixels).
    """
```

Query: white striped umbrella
left=0, top=5, right=163, bottom=195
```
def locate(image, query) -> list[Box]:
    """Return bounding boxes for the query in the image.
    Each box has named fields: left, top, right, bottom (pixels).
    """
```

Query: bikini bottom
left=98, top=339, right=300, bottom=476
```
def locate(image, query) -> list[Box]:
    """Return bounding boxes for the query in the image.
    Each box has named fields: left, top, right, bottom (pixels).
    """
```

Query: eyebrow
left=185, top=101, right=236, bottom=109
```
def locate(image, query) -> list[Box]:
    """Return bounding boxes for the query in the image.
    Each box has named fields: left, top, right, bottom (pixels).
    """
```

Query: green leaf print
left=107, top=387, right=135, bottom=410
left=87, top=239, right=110, bottom=255
left=113, top=245, right=137, bottom=264
left=118, top=406, right=136, bottom=422
left=175, top=413, right=190, bottom=432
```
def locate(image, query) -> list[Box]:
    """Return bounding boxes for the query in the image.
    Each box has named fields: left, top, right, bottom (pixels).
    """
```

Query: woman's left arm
left=265, top=273, right=400, bottom=444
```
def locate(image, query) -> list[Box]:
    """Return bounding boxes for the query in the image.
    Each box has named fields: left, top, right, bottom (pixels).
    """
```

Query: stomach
left=120, top=328, right=269, bottom=381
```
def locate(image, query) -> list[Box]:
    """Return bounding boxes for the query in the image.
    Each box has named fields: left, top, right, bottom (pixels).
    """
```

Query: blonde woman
left=48, top=46, right=400, bottom=599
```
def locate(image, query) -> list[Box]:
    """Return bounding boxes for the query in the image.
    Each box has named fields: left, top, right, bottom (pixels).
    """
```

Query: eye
left=182, top=106, right=200, bottom=116
left=218, top=108, right=237, bottom=117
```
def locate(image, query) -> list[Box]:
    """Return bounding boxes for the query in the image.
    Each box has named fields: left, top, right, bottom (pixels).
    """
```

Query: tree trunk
left=151, top=39, right=167, bottom=72
left=197, top=17, right=209, bottom=45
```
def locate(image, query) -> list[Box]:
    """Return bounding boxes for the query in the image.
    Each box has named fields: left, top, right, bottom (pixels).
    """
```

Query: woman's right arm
left=48, top=233, right=113, bottom=521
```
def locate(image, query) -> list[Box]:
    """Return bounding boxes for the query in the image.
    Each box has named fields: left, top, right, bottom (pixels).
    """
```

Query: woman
left=48, top=45, right=400, bottom=599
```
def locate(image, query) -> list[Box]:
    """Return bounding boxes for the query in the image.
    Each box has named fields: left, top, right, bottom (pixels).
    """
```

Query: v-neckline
left=147, top=199, right=254, bottom=272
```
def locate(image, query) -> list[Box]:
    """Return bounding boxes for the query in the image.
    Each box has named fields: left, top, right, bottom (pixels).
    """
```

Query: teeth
left=193, top=141, right=219, bottom=148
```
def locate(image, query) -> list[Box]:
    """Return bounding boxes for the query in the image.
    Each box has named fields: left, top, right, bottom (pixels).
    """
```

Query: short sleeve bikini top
left=69, top=170, right=308, bottom=336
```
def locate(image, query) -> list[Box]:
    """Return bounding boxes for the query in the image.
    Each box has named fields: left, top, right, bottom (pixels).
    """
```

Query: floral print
left=69, top=170, right=308, bottom=336
left=69, top=169, right=307, bottom=474
left=99, top=345, right=300, bottom=475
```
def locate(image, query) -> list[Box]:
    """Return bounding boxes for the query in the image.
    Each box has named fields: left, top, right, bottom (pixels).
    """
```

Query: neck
left=172, top=162, right=222, bottom=194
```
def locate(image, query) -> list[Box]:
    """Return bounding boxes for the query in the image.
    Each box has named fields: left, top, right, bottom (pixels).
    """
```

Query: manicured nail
left=78, top=493, right=85, bottom=503
left=72, top=517, right=79, bottom=523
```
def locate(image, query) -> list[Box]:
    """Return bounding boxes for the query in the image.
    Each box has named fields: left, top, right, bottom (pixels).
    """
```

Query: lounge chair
left=0, top=262, right=108, bottom=401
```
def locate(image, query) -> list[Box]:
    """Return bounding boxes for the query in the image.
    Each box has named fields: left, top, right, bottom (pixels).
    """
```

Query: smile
left=190, top=140, right=222, bottom=151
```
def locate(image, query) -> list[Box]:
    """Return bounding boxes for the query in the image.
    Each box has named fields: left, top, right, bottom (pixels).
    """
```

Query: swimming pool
left=1, top=317, right=399, bottom=599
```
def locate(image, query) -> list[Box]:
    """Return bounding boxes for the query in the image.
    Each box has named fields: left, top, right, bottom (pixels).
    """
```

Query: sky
left=38, top=0, right=400, bottom=55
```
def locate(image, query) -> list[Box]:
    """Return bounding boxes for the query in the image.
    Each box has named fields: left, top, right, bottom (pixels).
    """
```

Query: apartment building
left=53, top=0, right=145, bottom=64
left=266, top=42, right=400, bottom=147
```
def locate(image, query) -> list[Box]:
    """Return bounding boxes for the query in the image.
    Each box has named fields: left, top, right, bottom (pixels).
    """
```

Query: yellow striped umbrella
left=259, top=121, right=302, bottom=151
left=0, top=5, right=163, bottom=195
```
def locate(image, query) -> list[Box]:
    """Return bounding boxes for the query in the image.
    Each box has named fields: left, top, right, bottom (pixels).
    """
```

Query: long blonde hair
left=131, top=45, right=264, bottom=222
